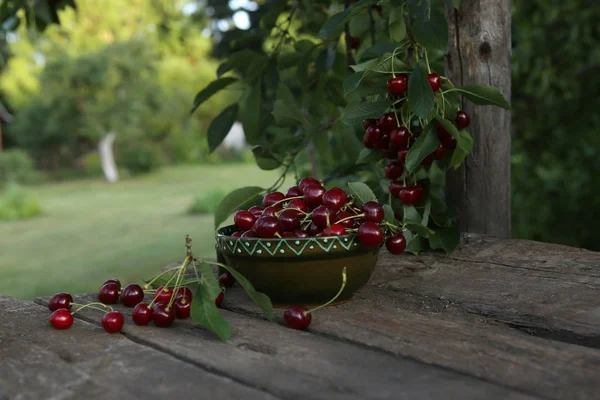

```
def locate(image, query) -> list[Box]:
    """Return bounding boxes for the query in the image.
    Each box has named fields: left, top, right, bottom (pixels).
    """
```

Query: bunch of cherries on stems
left=231, top=177, right=408, bottom=255
left=47, top=267, right=236, bottom=331
left=363, top=72, right=471, bottom=204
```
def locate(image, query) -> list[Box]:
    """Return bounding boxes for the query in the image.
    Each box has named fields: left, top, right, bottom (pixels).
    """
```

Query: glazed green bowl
left=215, top=225, right=380, bottom=307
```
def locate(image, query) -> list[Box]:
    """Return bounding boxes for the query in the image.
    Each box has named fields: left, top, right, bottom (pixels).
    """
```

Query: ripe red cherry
left=283, top=306, right=312, bottom=330
left=302, top=184, right=326, bottom=209
left=306, top=223, right=322, bottom=236
left=261, top=206, right=279, bottom=218
left=154, top=286, right=173, bottom=303
left=263, top=192, right=285, bottom=208
left=456, top=110, right=471, bottom=129
left=430, top=143, right=446, bottom=160
left=349, top=36, right=360, bottom=49
left=287, top=199, right=307, bottom=213
left=281, top=232, right=296, bottom=238
left=298, top=177, right=321, bottom=191
left=322, top=187, right=347, bottom=212
left=311, top=205, right=336, bottom=229
left=385, top=161, right=404, bottom=180
left=49, top=309, right=73, bottom=330
left=98, top=282, right=120, bottom=304
left=362, top=119, right=377, bottom=130
left=102, top=311, right=124, bottom=333
left=215, top=292, right=224, bottom=308
left=397, top=149, right=409, bottom=164
left=253, top=216, right=280, bottom=238
left=398, top=185, right=425, bottom=205
left=241, top=230, right=258, bottom=238
left=363, top=125, right=381, bottom=149
left=176, top=287, right=193, bottom=301
left=383, top=148, right=398, bottom=159
left=278, top=209, right=301, bottom=231
left=174, top=298, right=191, bottom=319
left=387, top=75, right=408, bottom=95
left=234, top=210, right=256, bottom=231
left=390, top=127, right=409, bottom=149
left=132, top=303, right=153, bottom=326
left=428, top=73, right=441, bottom=92
left=389, top=180, right=403, bottom=197
left=378, top=112, right=397, bottom=131
left=378, top=131, right=391, bottom=149
left=231, top=231, right=242, bottom=237
left=358, top=222, right=384, bottom=247
left=248, top=206, right=264, bottom=218
left=120, top=283, right=144, bottom=307
left=218, top=271, right=235, bottom=288
left=436, top=122, right=457, bottom=149
left=285, top=185, right=302, bottom=198
left=386, top=235, right=407, bottom=254
left=361, top=201, right=384, bottom=223
left=152, top=302, right=175, bottom=327
left=293, top=229, right=309, bottom=238
left=323, top=224, right=346, bottom=236
left=335, top=211, right=356, bottom=229
left=48, top=292, right=73, bottom=311
left=104, top=279, right=121, bottom=290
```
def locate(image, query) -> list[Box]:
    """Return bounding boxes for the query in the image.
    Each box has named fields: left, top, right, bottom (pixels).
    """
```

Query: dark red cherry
left=132, top=303, right=153, bottom=326
left=98, top=282, right=120, bottom=304
left=430, top=143, right=446, bottom=160
left=278, top=209, right=301, bottom=231
left=219, top=271, right=235, bottom=288
left=302, top=184, right=326, bottom=209
left=362, top=119, right=377, bottom=130
left=386, top=234, right=407, bottom=254
left=383, top=148, right=398, bottom=159
left=428, top=73, right=441, bottom=92
left=104, top=279, right=121, bottom=290
left=120, top=284, right=144, bottom=307
left=357, top=222, right=384, bottom=247
left=398, top=185, right=425, bottom=205
left=378, top=112, right=397, bottom=131
left=397, top=149, right=409, bottom=164
left=248, top=206, right=264, bottom=218
left=322, top=187, right=348, bottom=212
left=231, top=231, right=242, bottom=237
left=298, top=177, right=321, bottom=191
left=306, top=223, right=322, bottom=236
left=311, top=205, right=336, bottom=229
left=152, top=302, right=175, bottom=327
left=263, top=192, right=285, bottom=208
left=102, top=311, right=124, bottom=333
left=322, top=224, right=346, bottom=236
left=283, top=305, right=312, bottom=330
left=154, top=286, right=173, bottom=304
left=349, top=36, right=361, bottom=49
left=49, top=292, right=73, bottom=311
left=174, top=298, right=191, bottom=319
left=49, top=309, right=73, bottom=330
left=378, top=131, right=391, bottom=149
left=234, top=210, right=256, bottom=231
left=241, top=230, right=258, bottom=238
left=253, top=216, right=280, bottom=238
left=363, top=125, right=381, bottom=149
left=287, top=199, right=307, bottom=213
left=389, top=180, right=403, bottom=197
left=285, top=186, right=303, bottom=198
left=361, top=201, right=384, bottom=223
left=281, top=232, right=296, bottom=238
left=456, top=110, right=471, bottom=129
left=390, top=127, right=409, bottom=149
left=215, top=292, right=224, bottom=308
left=176, top=287, right=193, bottom=301
left=293, top=229, right=309, bottom=238
left=385, top=161, right=404, bottom=180
left=387, top=75, right=408, bottom=95
left=335, top=211, right=357, bottom=229
left=261, top=206, right=279, bottom=218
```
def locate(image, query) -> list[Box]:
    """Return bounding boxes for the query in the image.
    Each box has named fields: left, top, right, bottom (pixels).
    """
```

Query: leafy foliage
left=0, top=182, right=43, bottom=221
left=0, top=150, right=38, bottom=184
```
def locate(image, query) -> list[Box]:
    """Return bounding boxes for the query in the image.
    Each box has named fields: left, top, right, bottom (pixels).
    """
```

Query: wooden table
left=2, top=234, right=600, bottom=400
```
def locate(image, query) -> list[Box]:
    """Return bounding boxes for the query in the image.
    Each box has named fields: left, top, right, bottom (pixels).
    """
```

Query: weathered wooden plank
left=37, top=294, right=538, bottom=400
left=0, top=296, right=276, bottom=400
left=224, top=272, right=600, bottom=400
left=445, top=0, right=512, bottom=237
left=374, top=234, right=600, bottom=343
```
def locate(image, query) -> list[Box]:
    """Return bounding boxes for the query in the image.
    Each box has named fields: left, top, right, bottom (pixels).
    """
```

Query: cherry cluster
left=362, top=73, right=471, bottom=205
left=231, top=177, right=407, bottom=254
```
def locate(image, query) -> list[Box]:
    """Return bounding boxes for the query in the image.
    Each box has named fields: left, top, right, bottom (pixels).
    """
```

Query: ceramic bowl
left=215, top=225, right=380, bottom=307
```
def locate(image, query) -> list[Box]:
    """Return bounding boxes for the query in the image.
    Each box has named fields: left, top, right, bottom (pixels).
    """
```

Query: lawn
left=0, top=164, right=278, bottom=299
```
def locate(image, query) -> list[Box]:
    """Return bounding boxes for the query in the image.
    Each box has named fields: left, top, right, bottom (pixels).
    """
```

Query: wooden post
left=445, top=0, right=512, bottom=238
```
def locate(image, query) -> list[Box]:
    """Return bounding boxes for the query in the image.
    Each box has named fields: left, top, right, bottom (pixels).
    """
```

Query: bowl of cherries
left=216, top=177, right=407, bottom=307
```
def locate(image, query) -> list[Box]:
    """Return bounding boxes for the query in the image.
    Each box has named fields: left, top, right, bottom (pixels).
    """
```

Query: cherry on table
left=358, top=222, right=384, bottom=247
left=311, top=205, right=336, bottom=229
left=215, top=292, right=224, bottom=308
left=456, top=110, right=471, bottom=129
left=278, top=209, right=301, bottom=232
left=323, top=224, right=346, bottom=236
left=263, top=192, right=285, bottom=208
left=253, top=216, right=280, bottom=238
left=298, top=177, right=321, bottom=191
left=398, top=185, right=425, bottom=205
left=322, top=187, right=347, bottom=212
left=48, top=292, right=73, bottom=312
left=387, top=75, right=408, bottom=95
left=219, top=271, right=235, bottom=288
left=234, top=210, right=256, bottom=231
left=363, top=125, right=382, bottom=149
left=98, top=282, right=120, bottom=304
left=361, top=202, right=384, bottom=223
left=302, top=184, right=326, bottom=209
left=390, top=127, right=409, bottom=149
left=120, top=283, right=144, bottom=307
left=176, top=287, right=193, bottom=301
left=174, top=298, right=191, bottom=319
left=385, top=161, right=404, bottom=180
left=284, top=305, right=312, bottom=330
left=378, top=112, right=397, bottom=131
left=49, top=309, right=73, bottom=330
left=132, top=303, right=153, bottom=326
left=152, top=302, right=175, bottom=327
left=102, top=311, right=124, bottom=333
left=386, top=234, right=407, bottom=254
left=428, top=73, right=441, bottom=92
left=104, top=279, right=121, bottom=290
left=154, top=286, right=173, bottom=304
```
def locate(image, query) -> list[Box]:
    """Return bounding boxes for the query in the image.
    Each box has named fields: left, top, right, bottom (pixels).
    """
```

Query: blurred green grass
left=0, top=164, right=278, bottom=299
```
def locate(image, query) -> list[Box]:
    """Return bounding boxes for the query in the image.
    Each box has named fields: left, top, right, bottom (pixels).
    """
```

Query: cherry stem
left=306, top=267, right=347, bottom=315
left=276, top=207, right=309, bottom=216
left=274, top=232, right=282, bottom=238
left=148, top=261, right=185, bottom=309
left=271, top=195, right=303, bottom=208
left=144, top=265, right=183, bottom=289
left=71, top=302, right=112, bottom=315
left=336, top=213, right=365, bottom=225
left=167, top=256, right=191, bottom=310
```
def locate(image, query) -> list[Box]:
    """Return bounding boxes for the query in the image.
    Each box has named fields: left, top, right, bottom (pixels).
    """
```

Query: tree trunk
left=445, top=0, right=512, bottom=238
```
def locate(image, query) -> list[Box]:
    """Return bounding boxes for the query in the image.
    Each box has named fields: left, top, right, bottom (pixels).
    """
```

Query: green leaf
left=383, top=204, right=395, bottom=224
left=207, top=104, right=238, bottom=154
left=348, top=182, right=377, bottom=206
left=214, top=186, right=264, bottom=229
left=191, top=283, right=231, bottom=341
left=252, top=147, right=281, bottom=170
left=404, top=231, right=423, bottom=255
left=191, top=77, right=238, bottom=114
left=356, top=148, right=384, bottom=165
left=453, top=84, right=511, bottom=109
left=341, top=101, right=393, bottom=125
left=429, top=226, right=460, bottom=254
left=317, top=0, right=379, bottom=39
left=343, top=71, right=365, bottom=95
left=360, top=43, right=399, bottom=60
left=198, top=262, right=222, bottom=301
left=217, top=49, right=261, bottom=78
left=217, top=264, right=274, bottom=321
left=369, top=54, right=411, bottom=74
left=412, top=10, right=448, bottom=51
left=407, top=62, right=434, bottom=118
left=403, top=205, right=421, bottom=223
left=422, top=199, right=431, bottom=226
left=405, top=124, right=439, bottom=172
left=389, top=5, right=406, bottom=42
left=238, top=82, right=263, bottom=145
left=428, top=162, right=445, bottom=186
left=350, top=59, right=379, bottom=72
left=450, top=130, right=473, bottom=168
left=272, top=83, right=306, bottom=126
left=405, top=221, right=435, bottom=238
